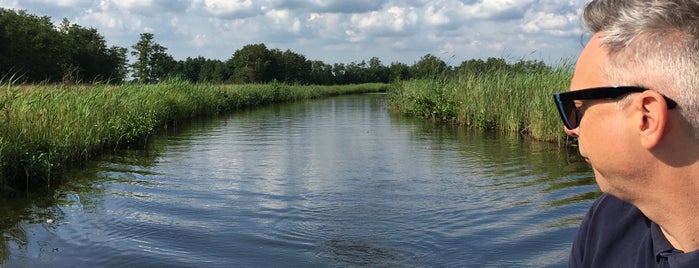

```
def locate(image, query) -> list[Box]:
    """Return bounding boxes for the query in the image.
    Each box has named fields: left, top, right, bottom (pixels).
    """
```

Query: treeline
left=0, top=8, right=552, bottom=85
left=0, top=9, right=128, bottom=83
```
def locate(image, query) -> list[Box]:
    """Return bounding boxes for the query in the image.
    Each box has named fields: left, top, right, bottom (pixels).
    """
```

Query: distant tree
left=178, top=56, right=207, bottom=82
left=0, top=9, right=64, bottom=82
left=389, top=62, right=410, bottom=81
left=0, top=10, right=127, bottom=83
left=198, top=60, right=215, bottom=82
left=271, top=49, right=311, bottom=84
left=457, top=57, right=553, bottom=77
left=332, top=63, right=346, bottom=84
left=484, top=57, right=509, bottom=73
left=131, top=32, right=173, bottom=83
left=228, top=43, right=273, bottom=83
left=367, top=57, right=390, bottom=83
left=106, top=46, right=128, bottom=83
left=511, top=59, right=551, bottom=74
left=150, top=48, right=177, bottom=81
left=309, top=60, right=334, bottom=85
left=199, top=59, right=229, bottom=83
left=59, top=19, right=127, bottom=83
left=410, top=54, right=449, bottom=79
left=344, top=61, right=367, bottom=84
left=457, top=59, right=488, bottom=75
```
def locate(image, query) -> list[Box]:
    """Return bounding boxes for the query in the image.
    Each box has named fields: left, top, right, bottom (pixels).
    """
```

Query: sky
left=0, top=0, right=591, bottom=66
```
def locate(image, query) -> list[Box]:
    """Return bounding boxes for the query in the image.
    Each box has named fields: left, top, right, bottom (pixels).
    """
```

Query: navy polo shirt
left=569, top=194, right=699, bottom=267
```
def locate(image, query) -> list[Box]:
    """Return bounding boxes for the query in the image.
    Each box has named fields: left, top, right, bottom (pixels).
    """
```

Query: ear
left=635, top=91, right=669, bottom=149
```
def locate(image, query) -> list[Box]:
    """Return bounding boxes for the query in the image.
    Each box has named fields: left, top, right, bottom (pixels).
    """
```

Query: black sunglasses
left=553, top=86, right=678, bottom=130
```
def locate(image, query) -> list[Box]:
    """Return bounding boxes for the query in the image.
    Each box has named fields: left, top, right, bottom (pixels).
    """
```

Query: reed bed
left=0, top=79, right=387, bottom=192
left=387, top=65, right=573, bottom=143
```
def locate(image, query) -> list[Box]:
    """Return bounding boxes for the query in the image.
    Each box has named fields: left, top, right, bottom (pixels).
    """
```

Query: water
left=1, top=93, right=597, bottom=267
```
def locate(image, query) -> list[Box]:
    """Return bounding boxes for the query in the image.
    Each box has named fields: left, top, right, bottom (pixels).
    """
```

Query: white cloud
left=203, top=0, right=257, bottom=18
left=458, top=0, right=536, bottom=20
left=347, top=6, right=418, bottom=41
left=190, top=34, right=210, bottom=47
left=521, top=10, right=581, bottom=38
left=110, top=0, right=154, bottom=11
left=1, top=0, right=587, bottom=64
left=306, top=12, right=345, bottom=42
left=80, top=8, right=141, bottom=31
left=265, top=9, right=302, bottom=33
left=0, top=0, right=20, bottom=9
left=51, top=0, right=84, bottom=7
left=424, top=4, right=450, bottom=26
left=523, top=12, right=568, bottom=32
left=270, top=0, right=385, bottom=14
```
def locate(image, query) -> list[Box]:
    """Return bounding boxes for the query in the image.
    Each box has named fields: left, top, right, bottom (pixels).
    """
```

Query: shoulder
left=578, top=194, right=651, bottom=244
left=569, top=194, right=654, bottom=267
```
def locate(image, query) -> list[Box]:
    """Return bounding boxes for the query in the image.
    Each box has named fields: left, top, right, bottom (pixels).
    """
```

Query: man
left=553, top=0, right=699, bottom=267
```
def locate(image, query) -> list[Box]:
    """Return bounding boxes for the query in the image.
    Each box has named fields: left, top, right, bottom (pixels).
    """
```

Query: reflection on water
left=0, top=94, right=596, bottom=267
left=318, top=238, right=421, bottom=267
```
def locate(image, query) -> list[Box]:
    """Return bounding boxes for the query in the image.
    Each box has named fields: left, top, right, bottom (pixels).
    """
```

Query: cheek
left=578, top=113, right=626, bottom=160
left=581, top=118, right=644, bottom=179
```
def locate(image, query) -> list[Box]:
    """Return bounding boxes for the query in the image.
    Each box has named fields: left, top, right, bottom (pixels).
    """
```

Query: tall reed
left=387, top=64, right=573, bottom=143
left=0, top=79, right=387, bottom=193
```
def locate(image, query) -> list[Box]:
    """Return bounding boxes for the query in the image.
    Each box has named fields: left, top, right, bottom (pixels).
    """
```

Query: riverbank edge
left=0, top=79, right=387, bottom=194
left=385, top=69, right=572, bottom=143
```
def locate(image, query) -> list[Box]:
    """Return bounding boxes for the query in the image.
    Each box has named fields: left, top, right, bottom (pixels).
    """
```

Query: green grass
left=0, top=79, right=387, bottom=193
left=387, top=65, right=573, bottom=143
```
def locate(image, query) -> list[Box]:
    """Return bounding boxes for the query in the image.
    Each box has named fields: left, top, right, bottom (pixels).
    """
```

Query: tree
left=309, top=60, right=334, bottom=85
left=130, top=32, right=173, bottom=83
left=367, top=57, right=390, bottom=83
left=271, top=49, right=311, bottom=84
left=344, top=60, right=367, bottom=84
left=150, top=48, right=177, bottom=81
left=178, top=56, right=206, bottom=82
left=457, top=59, right=488, bottom=76
left=0, top=9, right=64, bottom=82
left=105, top=46, right=128, bottom=83
left=60, top=19, right=127, bottom=83
left=484, top=57, right=509, bottom=73
left=228, top=43, right=273, bottom=83
left=410, top=54, right=449, bottom=79
left=511, top=59, right=551, bottom=74
left=389, top=62, right=410, bottom=81
left=0, top=10, right=128, bottom=84
left=199, top=59, right=230, bottom=83
left=332, top=63, right=346, bottom=84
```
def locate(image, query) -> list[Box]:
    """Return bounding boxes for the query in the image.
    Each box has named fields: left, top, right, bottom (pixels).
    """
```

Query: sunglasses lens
left=555, top=98, right=577, bottom=129
left=562, top=101, right=578, bottom=129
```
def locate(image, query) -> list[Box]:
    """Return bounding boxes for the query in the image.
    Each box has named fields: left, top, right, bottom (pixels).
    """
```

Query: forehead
left=570, top=32, right=610, bottom=91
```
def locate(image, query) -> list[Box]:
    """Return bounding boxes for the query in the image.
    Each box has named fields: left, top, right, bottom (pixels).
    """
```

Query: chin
left=592, top=171, right=609, bottom=190
left=578, top=151, right=589, bottom=162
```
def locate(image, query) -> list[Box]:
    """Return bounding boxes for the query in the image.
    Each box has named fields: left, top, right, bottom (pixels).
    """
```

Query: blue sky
left=0, top=0, right=590, bottom=66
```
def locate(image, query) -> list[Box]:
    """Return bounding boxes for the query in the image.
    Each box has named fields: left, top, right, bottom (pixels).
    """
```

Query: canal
left=1, top=93, right=597, bottom=267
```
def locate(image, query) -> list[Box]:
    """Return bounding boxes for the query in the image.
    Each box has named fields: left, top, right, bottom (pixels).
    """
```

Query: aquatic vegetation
left=387, top=63, right=573, bottom=143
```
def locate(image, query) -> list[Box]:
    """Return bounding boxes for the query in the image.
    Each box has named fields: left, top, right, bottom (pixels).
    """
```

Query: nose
left=564, top=126, right=579, bottom=137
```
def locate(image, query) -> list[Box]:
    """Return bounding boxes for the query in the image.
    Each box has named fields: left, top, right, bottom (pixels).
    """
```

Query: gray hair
left=583, top=0, right=699, bottom=137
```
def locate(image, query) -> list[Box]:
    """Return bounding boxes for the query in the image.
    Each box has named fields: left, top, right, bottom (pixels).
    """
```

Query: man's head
left=559, top=0, right=699, bottom=201
left=583, top=0, right=699, bottom=137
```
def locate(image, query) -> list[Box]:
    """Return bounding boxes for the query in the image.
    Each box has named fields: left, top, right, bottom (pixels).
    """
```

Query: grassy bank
left=0, top=79, right=387, bottom=193
left=387, top=66, right=572, bottom=143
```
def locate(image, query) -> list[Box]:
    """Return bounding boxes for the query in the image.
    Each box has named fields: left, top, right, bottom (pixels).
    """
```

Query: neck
left=638, top=168, right=699, bottom=252
left=660, top=225, right=699, bottom=253
left=637, top=130, right=699, bottom=252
